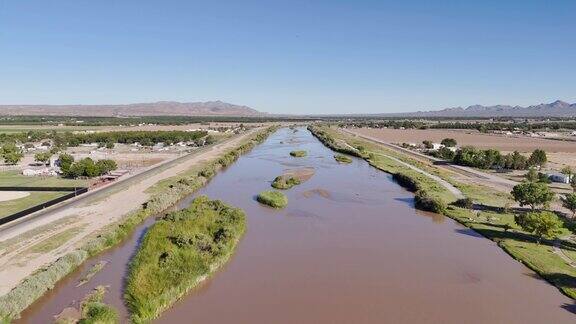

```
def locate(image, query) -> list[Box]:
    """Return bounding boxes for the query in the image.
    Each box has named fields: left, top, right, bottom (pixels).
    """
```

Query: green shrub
left=334, top=154, right=353, bottom=163
left=453, top=197, right=474, bottom=209
left=414, top=190, right=447, bottom=214
left=125, top=196, right=246, bottom=322
left=78, top=286, right=118, bottom=324
left=392, top=173, right=421, bottom=192
left=271, top=175, right=301, bottom=190
left=289, top=150, right=307, bottom=157
left=257, top=190, right=288, bottom=208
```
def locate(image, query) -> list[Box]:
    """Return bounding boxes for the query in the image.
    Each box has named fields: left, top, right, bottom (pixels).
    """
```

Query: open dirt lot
left=350, top=127, right=576, bottom=153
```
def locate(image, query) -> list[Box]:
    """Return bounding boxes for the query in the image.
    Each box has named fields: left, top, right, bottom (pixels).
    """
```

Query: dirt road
left=0, top=130, right=258, bottom=295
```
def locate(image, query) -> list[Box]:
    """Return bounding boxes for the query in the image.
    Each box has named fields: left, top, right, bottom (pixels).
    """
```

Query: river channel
left=19, top=127, right=576, bottom=323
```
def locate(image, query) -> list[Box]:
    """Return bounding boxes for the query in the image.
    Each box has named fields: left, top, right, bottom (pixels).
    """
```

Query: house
left=546, top=172, right=572, bottom=184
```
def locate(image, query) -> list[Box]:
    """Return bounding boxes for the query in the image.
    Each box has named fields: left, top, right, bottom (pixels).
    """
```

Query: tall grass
left=125, top=196, right=246, bottom=322
left=0, top=126, right=278, bottom=321
left=271, top=175, right=301, bottom=190
left=257, top=190, right=288, bottom=208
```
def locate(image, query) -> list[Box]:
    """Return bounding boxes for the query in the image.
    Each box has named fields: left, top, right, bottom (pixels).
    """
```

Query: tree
left=571, top=176, right=576, bottom=193
left=511, top=182, right=555, bottom=210
left=441, top=138, right=457, bottom=147
left=528, top=149, right=547, bottom=168
left=1, top=143, right=23, bottom=165
left=34, top=152, right=52, bottom=165
left=561, top=166, right=573, bottom=177
left=95, top=159, right=117, bottom=174
left=525, top=168, right=538, bottom=182
left=58, top=153, right=75, bottom=175
left=422, top=140, right=433, bottom=149
left=561, top=193, right=576, bottom=218
left=514, top=211, right=563, bottom=244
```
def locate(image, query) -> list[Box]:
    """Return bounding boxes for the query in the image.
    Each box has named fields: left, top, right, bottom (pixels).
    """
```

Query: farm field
left=349, top=127, right=576, bottom=170
left=350, top=127, right=576, bottom=152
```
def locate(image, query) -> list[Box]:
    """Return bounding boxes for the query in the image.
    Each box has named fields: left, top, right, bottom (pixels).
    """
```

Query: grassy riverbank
left=309, top=124, right=576, bottom=300
left=125, top=196, right=246, bottom=322
left=0, top=126, right=278, bottom=321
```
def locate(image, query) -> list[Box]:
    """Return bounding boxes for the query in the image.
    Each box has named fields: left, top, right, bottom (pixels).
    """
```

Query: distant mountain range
left=0, top=101, right=262, bottom=117
left=385, top=100, right=576, bottom=118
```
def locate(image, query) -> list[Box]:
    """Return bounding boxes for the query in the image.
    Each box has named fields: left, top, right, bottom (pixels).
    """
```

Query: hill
left=0, top=101, right=262, bottom=117
left=386, top=100, right=576, bottom=118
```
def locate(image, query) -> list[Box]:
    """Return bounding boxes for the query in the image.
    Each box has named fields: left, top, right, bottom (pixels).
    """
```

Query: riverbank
left=308, top=125, right=576, bottom=300
left=125, top=196, right=246, bottom=322
left=0, top=126, right=278, bottom=321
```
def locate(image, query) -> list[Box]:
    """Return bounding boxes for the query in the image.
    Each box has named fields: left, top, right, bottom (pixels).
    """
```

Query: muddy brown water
left=18, top=127, right=576, bottom=323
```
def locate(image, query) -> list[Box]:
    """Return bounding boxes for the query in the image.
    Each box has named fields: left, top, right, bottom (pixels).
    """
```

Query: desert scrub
left=289, top=150, right=307, bottom=157
left=125, top=196, right=247, bottom=322
left=257, top=190, right=288, bottom=208
left=334, top=154, right=353, bottom=163
left=271, top=175, right=301, bottom=190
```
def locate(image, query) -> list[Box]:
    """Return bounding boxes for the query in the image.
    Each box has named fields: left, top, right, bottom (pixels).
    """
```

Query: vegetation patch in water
left=125, top=196, right=246, bottom=322
left=289, top=150, right=307, bottom=157
left=334, top=154, right=353, bottom=164
left=271, top=175, right=301, bottom=190
left=257, top=190, right=288, bottom=208
left=77, top=261, right=107, bottom=287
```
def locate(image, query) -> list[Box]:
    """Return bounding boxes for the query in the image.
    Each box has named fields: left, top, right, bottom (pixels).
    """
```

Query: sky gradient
left=1, top=1, right=575, bottom=114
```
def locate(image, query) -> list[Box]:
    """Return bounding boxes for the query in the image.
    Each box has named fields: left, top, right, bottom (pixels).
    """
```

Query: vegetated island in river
left=257, top=190, right=288, bottom=208
left=125, top=196, right=247, bottom=322
left=289, top=150, right=307, bottom=157
left=271, top=175, right=301, bottom=189
left=334, top=154, right=353, bottom=163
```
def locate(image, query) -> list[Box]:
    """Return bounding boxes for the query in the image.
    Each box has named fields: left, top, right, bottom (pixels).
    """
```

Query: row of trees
left=59, top=154, right=118, bottom=178
left=52, top=130, right=208, bottom=148
left=435, top=145, right=547, bottom=170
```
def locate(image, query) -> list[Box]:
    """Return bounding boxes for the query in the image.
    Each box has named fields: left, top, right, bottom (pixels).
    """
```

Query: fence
left=0, top=187, right=88, bottom=226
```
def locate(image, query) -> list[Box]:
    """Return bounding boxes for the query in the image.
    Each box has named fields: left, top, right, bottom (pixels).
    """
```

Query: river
left=19, top=127, right=576, bottom=323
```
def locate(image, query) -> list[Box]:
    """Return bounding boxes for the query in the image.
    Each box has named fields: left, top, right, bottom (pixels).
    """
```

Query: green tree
left=571, top=176, right=576, bottom=193
left=58, top=153, right=75, bottom=175
left=422, top=140, right=433, bottom=149
left=1, top=143, right=24, bottom=165
left=514, top=211, right=563, bottom=244
left=95, top=159, right=117, bottom=174
left=561, top=166, right=573, bottom=177
left=511, top=182, right=555, bottom=210
left=525, top=168, right=538, bottom=182
left=441, top=138, right=457, bottom=147
left=34, top=152, right=52, bottom=165
left=561, top=193, right=576, bottom=218
left=528, top=149, right=547, bottom=168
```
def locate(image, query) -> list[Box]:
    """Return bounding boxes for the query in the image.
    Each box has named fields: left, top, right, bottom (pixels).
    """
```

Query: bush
left=334, top=154, right=353, bottom=163
left=392, top=173, right=421, bottom=192
left=414, top=190, right=447, bottom=214
left=257, top=190, right=288, bottom=208
left=271, top=175, right=301, bottom=190
left=453, top=197, right=474, bottom=209
left=289, top=150, right=307, bottom=157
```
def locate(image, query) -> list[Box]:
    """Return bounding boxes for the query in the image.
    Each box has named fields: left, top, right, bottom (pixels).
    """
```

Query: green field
left=0, top=171, right=87, bottom=188
left=0, top=192, right=67, bottom=219
left=0, top=171, right=87, bottom=219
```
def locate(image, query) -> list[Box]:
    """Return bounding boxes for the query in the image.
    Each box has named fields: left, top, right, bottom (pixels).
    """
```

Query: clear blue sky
left=1, top=1, right=574, bottom=114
